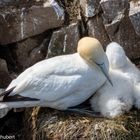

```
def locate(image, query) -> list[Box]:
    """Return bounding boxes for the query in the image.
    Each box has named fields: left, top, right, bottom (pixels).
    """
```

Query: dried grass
left=23, top=107, right=140, bottom=140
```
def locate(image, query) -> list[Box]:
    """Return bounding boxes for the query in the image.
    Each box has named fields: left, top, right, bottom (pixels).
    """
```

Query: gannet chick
left=90, top=70, right=134, bottom=118
left=106, top=42, right=140, bottom=109
left=106, top=42, right=140, bottom=83
left=0, top=37, right=111, bottom=115
left=90, top=42, right=139, bottom=118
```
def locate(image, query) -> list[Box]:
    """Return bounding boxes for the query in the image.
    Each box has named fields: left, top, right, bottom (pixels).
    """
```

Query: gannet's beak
left=96, top=63, right=113, bottom=86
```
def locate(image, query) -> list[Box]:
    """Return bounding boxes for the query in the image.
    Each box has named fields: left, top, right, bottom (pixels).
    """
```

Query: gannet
left=90, top=42, right=139, bottom=118
left=106, top=42, right=140, bottom=109
left=106, top=42, right=140, bottom=84
left=0, top=37, right=112, bottom=114
left=90, top=70, right=134, bottom=118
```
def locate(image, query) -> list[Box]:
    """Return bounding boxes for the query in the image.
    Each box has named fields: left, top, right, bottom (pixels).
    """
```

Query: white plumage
left=106, top=42, right=140, bottom=108
left=90, top=42, right=140, bottom=118
left=90, top=70, right=134, bottom=118
left=0, top=37, right=111, bottom=112
left=106, top=42, right=140, bottom=84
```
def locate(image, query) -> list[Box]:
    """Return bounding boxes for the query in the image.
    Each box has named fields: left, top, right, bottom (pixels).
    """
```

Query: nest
left=23, top=107, right=140, bottom=140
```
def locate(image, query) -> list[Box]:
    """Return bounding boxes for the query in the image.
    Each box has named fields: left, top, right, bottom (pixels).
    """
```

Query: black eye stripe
left=95, top=62, right=104, bottom=66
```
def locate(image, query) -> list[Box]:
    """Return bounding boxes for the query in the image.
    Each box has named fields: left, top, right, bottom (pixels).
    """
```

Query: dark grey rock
left=80, top=0, right=100, bottom=17
left=105, top=16, right=140, bottom=59
left=15, top=33, right=48, bottom=71
left=100, top=0, right=128, bottom=24
left=0, top=59, right=12, bottom=87
left=0, top=0, right=64, bottom=44
left=0, top=89, right=10, bottom=118
left=99, top=0, right=140, bottom=59
left=47, top=22, right=80, bottom=58
left=0, top=0, right=14, bottom=4
left=29, top=38, right=49, bottom=66
left=87, top=16, right=110, bottom=47
left=129, top=1, right=140, bottom=36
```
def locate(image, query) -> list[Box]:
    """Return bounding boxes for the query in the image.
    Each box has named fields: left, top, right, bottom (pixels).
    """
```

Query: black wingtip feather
left=2, top=95, right=40, bottom=102
left=0, top=87, right=15, bottom=98
left=0, top=87, right=40, bottom=102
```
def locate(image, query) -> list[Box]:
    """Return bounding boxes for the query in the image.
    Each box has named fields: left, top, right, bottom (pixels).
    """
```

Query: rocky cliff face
left=0, top=0, right=140, bottom=87
left=0, top=0, right=140, bottom=139
left=0, top=0, right=140, bottom=88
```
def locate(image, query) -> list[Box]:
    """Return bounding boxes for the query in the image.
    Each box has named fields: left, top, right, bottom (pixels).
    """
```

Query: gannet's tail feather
left=2, top=95, right=40, bottom=102
left=0, top=87, right=39, bottom=102
left=0, top=87, right=15, bottom=100
left=0, top=101, right=41, bottom=109
left=0, top=87, right=40, bottom=109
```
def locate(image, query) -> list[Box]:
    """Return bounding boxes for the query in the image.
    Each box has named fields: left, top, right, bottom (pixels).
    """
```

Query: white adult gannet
left=0, top=37, right=112, bottom=113
left=106, top=42, right=140, bottom=109
left=90, top=42, right=140, bottom=118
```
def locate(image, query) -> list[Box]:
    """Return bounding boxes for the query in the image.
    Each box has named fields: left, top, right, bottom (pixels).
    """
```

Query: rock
left=100, top=0, right=128, bottom=24
left=0, top=59, right=8, bottom=73
left=61, top=0, right=80, bottom=23
left=0, top=0, right=13, bottom=4
left=87, top=16, right=110, bottom=47
left=0, top=89, right=10, bottom=118
left=0, top=45, right=17, bottom=71
left=29, top=38, right=50, bottom=66
left=0, top=108, right=10, bottom=119
left=0, top=59, right=11, bottom=88
left=105, top=15, right=140, bottom=59
left=0, top=0, right=43, bottom=5
left=0, top=0, right=64, bottom=44
left=47, top=22, right=80, bottom=58
left=15, top=33, right=49, bottom=71
left=100, top=0, right=140, bottom=59
left=129, top=1, right=140, bottom=36
left=80, top=0, right=100, bottom=17
left=100, top=0, right=128, bottom=36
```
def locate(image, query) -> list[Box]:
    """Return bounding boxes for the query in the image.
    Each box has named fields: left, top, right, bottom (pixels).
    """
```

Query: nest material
left=23, top=107, right=140, bottom=140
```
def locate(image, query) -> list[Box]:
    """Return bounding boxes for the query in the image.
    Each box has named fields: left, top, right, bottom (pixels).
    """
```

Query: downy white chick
left=106, top=42, right=140, bottom=109
left=90, top=42, right=137, bottom=118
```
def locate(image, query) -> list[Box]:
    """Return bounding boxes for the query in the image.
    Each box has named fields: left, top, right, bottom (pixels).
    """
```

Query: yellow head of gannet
left=77, top=37, right=113, bottom=86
